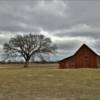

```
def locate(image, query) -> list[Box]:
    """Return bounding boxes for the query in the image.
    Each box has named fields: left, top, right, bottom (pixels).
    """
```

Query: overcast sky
left=0, top=0, right=100, bottom=61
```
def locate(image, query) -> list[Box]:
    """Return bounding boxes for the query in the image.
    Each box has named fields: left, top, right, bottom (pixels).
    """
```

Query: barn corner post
left=59, top=63, right=61, bottom=69
left=58, top=62, right=61, bottom=69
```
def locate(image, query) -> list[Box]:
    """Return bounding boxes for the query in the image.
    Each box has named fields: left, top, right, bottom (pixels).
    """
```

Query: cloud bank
left=0, top=0, right=100, bottom=60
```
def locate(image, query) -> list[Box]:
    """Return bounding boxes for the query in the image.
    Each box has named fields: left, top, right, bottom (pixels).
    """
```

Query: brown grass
left=0, top=64, right=100, bottom=100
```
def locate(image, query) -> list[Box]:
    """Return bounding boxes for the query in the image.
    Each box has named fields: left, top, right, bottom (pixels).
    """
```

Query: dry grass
left=0, top=64, right=100, bottom=100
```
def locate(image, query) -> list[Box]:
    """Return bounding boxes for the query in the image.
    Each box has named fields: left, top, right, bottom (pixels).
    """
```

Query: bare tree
left=3, top=34, right=57, bottom=67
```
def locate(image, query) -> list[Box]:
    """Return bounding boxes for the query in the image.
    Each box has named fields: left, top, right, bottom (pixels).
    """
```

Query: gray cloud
left=53, top=24, right=100, bottom=40
left=56, top=39, right=81, bottom=51
left=0, top=0, right=70, bottom=32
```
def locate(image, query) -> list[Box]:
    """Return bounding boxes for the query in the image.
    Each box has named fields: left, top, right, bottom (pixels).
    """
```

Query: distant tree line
left=0, top=60, right=57, bottom=64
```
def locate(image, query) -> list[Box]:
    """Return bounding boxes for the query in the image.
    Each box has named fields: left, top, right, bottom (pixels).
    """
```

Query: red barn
left=58, top=44, right=100, bottom=68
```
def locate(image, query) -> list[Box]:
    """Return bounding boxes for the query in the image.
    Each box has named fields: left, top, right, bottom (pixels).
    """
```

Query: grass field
left=0, top=64, right=100, bottom=100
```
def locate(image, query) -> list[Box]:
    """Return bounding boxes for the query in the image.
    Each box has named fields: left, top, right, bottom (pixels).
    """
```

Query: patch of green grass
left=0, top=64, right=100, bottom=100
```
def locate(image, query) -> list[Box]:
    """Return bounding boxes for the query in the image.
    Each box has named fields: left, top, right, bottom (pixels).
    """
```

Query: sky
left=0, top=0, right=100, bottom=61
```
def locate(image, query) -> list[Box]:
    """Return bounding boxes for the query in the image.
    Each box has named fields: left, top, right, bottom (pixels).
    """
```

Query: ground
left=0, top=64, right=100, bottom=100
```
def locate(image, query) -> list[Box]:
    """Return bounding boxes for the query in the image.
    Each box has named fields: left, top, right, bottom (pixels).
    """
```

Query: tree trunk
left=24, top=63, right=28, bottom=68
left=24, top=55, right=31, bottom=68
left=24, top=60, right=29, bottom=68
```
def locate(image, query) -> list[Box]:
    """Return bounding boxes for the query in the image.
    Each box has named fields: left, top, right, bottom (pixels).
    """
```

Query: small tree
left=3, top=34, right=57, bottom=67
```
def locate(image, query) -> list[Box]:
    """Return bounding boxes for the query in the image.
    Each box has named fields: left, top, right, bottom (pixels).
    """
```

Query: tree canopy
left=3, top=34, right=57, bottom=67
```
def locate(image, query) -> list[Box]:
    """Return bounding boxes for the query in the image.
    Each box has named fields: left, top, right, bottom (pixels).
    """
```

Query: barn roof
left=58, top=44, right=99, bottom=62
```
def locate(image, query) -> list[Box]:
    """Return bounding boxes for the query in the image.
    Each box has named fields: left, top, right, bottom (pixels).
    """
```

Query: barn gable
left=74, top=44, right=98, bottom=56
left=59, top=44, right=98, bottom=62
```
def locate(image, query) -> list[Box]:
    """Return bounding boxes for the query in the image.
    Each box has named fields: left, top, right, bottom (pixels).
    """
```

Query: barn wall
left=59, top=45, right=99, bottom=68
